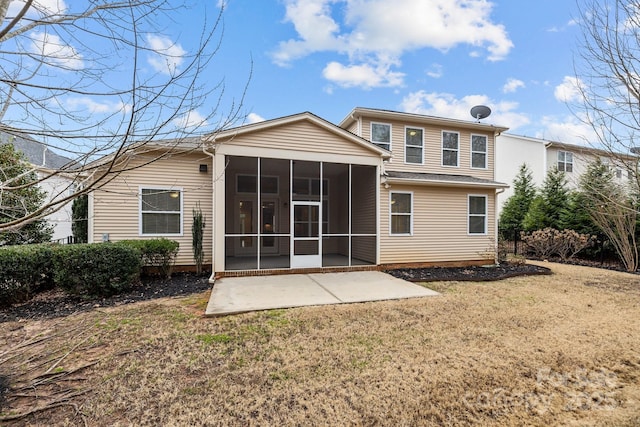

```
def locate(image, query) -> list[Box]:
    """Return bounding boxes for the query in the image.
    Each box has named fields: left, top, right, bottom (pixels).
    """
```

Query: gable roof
left=0, top=131, right=73, bottom=169
left=500, top=132, right=638, bottom=162
left=340, top=107, right=509, bottom=134
left=205, top=111, right=391, bottom=158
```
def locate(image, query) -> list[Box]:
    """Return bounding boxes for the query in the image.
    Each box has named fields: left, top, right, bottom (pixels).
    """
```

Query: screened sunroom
left=223, top=156, right=377, bottom=271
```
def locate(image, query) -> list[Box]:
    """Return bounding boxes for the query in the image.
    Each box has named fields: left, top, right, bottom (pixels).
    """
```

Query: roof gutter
left=385, top=176, right=509, bottom=189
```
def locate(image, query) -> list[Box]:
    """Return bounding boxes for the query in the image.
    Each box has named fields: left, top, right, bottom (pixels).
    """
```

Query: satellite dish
left=470, top=105, right=491, bottom=122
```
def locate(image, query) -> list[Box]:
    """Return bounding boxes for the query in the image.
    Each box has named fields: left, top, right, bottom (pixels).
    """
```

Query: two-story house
left=88, top=108, right=509, bottom=279
left=0, top=131, right=75, bottom=242
left=495, top=133, right=637, bottom=215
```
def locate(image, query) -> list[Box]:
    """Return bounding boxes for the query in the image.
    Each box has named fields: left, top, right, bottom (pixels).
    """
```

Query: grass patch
left=195, top=333, right=233, bottom=345
left=2, top=261, right=640, bottom=426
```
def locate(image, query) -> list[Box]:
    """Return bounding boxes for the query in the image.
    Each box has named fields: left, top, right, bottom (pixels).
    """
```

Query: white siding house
left=0, top=132, right=75, bottom=242
left=496, top=133, right=637, bottom=215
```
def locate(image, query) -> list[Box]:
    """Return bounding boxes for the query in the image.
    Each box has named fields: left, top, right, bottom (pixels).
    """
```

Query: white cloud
left=8, top=0, right=66, bottom=17
left=322, top=60, right=405, bottom=88
left=426, top=63, right=443, bottom=79
left=400, top=91, right=530, bottom=130
left=173, top=110, right=209, bottom=128
left=273, top=0, right=513, bottom=88
left=502, top=78, right=525, bottom=93
left=247, top=113, right=265, bottom=124
left=29, top=32, right=83, bottom=70
left=537, top=115, right=598, bottom=145
left=276, top=0, right=513, bottom=62
left=554, top=76, right=584, bottom=103
left=146, top=34, right=186, bottom=75
left=66, top=97, right=130, bottom=114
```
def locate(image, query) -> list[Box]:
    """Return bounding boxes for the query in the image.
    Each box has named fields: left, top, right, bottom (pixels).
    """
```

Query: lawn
left=1, top=261, right=640, bottom=426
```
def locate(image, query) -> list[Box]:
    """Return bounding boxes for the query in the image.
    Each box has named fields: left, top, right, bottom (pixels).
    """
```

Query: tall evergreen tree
left=522, top=167, right=569, bottom=231
left=499, top=163, right=536, bottom=239
left=0, top=144, right=53, bottom=245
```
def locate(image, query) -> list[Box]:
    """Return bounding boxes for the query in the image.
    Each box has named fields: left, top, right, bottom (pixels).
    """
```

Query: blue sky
left=3, top=0, right=593, bottom=146
left=210, top=0, right=592, bottom=144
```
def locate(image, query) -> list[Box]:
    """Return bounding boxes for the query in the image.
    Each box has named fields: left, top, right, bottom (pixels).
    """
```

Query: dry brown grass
left=1, top=261, right=640, bottom=426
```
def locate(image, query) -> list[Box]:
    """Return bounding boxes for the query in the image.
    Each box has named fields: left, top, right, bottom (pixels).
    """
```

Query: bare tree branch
left=0, top=1, right=250, bottom=233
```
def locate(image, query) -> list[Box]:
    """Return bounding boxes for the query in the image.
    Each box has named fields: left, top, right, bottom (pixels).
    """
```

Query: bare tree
left=0, top=0, right=248, bottom=231
left=575, top=0, right=640, bottom=182
left=579, top=160, right=638, bottom=272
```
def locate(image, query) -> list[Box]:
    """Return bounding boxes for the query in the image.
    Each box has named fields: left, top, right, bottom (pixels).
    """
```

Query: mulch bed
left=386, top=263, right=551, bottom=282
left=0, top=273, right=212, bottom=323
left=1, top=264, right=552, bottom=323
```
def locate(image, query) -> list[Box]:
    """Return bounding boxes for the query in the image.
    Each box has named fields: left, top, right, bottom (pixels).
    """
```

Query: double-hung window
left=140, top=188, right=182, bottom=235
left=390, top=192, right=412, bottom=235
left=557, top=151, right=573, bottom=172
left=468, top=195, right=487, bottom=235
left=442, top=131, right=459, bottom=167
left=471, top=135, right=488, bottom=169
left=371, top=122, right=391, bottom=151
left=405, top=127, right=423, bottom=164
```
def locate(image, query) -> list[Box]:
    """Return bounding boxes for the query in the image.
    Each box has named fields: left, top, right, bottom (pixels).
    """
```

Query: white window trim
left=389, top=191, right=413, bottom=236
left=139, top=186, right=184, bottom=236
left=470, top=134, right=488, bottom=170
left=404, top=126, right=424, bottom=165
left=371, top=122, right=392, bottom=151
left=557, top=151, right=573, bottom=173
left=442, top=130, right=460, bottom=168
left=468, top=194, right=487, bottom=236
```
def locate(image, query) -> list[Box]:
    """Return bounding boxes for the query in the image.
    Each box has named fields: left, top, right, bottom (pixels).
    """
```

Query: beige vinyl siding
left=379, top=185, right=495, bottom=264
left=216, top=120, right=376, bottom=158
left=91, top=151, right=213, bottom=266
left=360, top=117, right=494, bottom=179
left=345, top=121, right=359, bottom=135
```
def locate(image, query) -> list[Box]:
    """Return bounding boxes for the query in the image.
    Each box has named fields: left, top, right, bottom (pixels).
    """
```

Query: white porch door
left=291, top=201, right=322, bottom=268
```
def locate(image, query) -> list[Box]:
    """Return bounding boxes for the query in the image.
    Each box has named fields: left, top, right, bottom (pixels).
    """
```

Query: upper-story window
left=471, top=135, right=488, bottom=169
left=405, top=127, right=424, bottom=164
left=371, top=122, right=391, bottom=151
left=442, top=131, right=459, bottom=167
left=557, top=151, right=573, bottom=172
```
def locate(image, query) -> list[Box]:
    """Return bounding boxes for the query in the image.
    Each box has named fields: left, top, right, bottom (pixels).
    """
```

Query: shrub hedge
left=52, top=244, right=142, bottom=297
left=0, top=238, right=180, bottom=306
left=118, top=238, right=179, bottom=278
left=0, top=244, right=54, bottom=307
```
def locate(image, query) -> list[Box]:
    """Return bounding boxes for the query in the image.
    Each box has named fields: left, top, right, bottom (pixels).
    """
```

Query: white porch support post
left=212, top=153, right=227, bottom=279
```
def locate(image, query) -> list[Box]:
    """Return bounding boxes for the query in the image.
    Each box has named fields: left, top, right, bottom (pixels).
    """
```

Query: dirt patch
left=387, top=262, right=551, bottom=282
left=0, top=273, right=211, bottom=323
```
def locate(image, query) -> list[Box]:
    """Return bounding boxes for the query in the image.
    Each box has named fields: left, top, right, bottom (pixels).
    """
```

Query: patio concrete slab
left=205, top=271, right=439, bottom=316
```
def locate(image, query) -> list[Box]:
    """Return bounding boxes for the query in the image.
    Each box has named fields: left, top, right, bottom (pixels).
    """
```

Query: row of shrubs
left=0, top=239, right=179, bottom=308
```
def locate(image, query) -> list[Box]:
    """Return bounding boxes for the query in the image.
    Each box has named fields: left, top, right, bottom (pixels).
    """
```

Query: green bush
left=0, top=244, right=54, bottom=307
left=52, top=243, right=141, bottom=297
left=118, top=238, right=179, bottom=278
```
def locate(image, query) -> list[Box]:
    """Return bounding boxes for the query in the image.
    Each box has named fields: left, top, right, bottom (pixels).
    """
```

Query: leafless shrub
left=522, top=228, right=595, bottom=261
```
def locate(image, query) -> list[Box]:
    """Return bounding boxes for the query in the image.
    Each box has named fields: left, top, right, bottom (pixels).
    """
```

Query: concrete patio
left=205, top=271, right=439, bottom=316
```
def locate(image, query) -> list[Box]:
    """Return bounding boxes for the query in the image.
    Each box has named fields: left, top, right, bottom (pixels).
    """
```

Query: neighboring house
left=0, top=131, right=75, bottom=242
left=88, top=108, right=509, bottom=279
left=495, top=133, right=637, bottom=215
